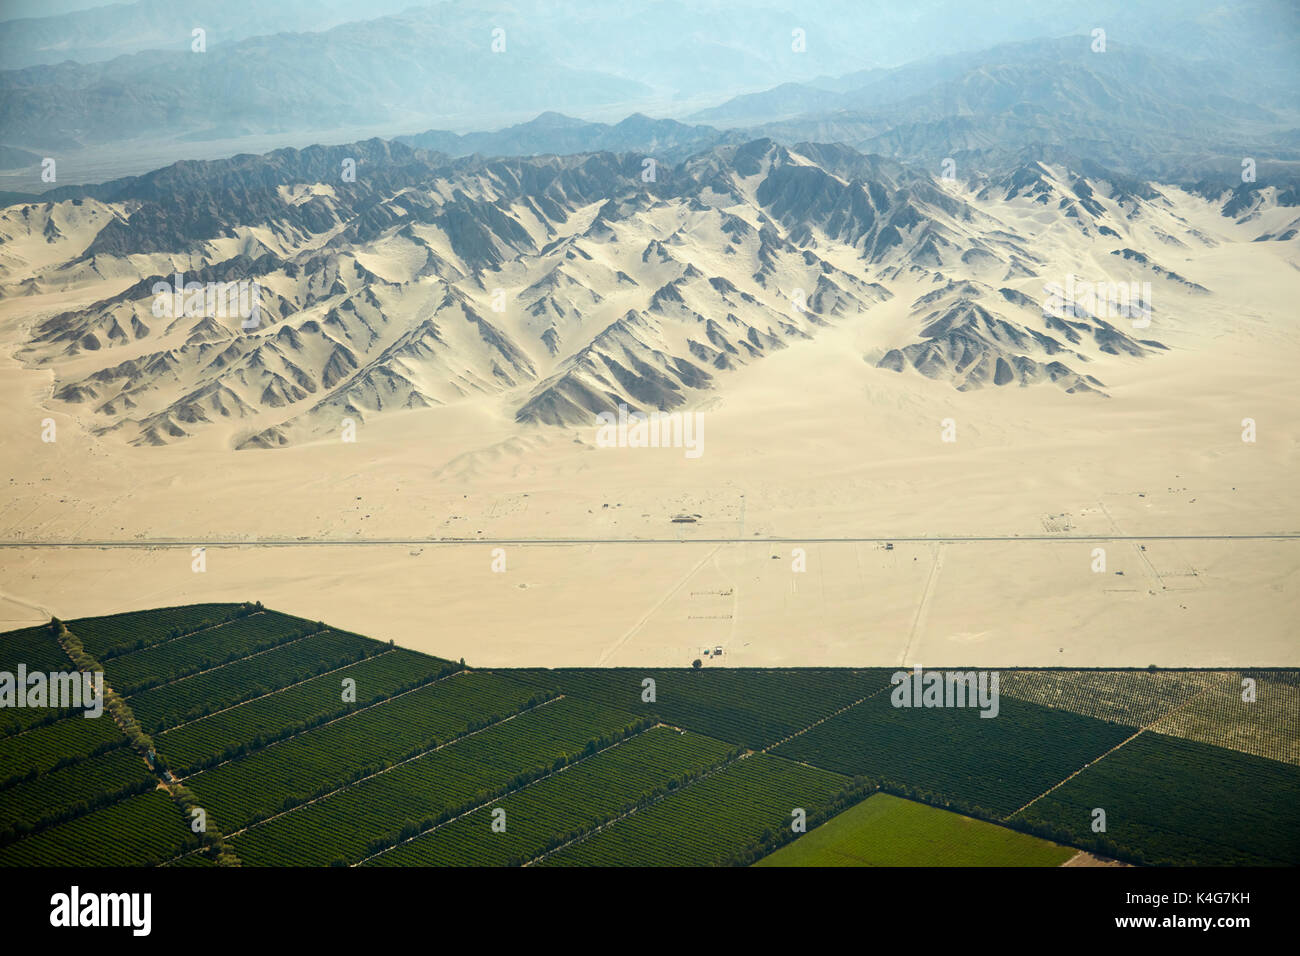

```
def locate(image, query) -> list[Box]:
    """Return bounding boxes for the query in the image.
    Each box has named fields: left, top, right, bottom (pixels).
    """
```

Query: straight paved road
left=0, top=534, right=1296, bottom=548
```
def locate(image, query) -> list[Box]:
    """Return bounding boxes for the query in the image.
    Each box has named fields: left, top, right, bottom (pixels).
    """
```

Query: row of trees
left=52, top=617, right=241, bottom=866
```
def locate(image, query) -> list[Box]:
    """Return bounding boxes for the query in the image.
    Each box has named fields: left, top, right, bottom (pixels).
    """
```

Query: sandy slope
left=0, top=178, right=1296, bottom=666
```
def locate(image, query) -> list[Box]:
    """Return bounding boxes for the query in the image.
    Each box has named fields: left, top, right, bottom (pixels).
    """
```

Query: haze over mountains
left=1, top=0, right=1297, bottom=190
left=1, top=0, right=1297, bottom=666
left=0, top=0, right=430, bottom=68
left=395, top=31, right=1298, bottom=185
left=696, top=37, right=1300, bottom=182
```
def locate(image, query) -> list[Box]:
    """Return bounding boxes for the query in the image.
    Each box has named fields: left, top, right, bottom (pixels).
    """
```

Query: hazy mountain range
left=695, top=37, right=1300, bottom=181
left=0, top=0, right=1296, bottom=450
left=1, top=1, right=1296, bottom=171
left=4, top=29, right=1294, bottom=195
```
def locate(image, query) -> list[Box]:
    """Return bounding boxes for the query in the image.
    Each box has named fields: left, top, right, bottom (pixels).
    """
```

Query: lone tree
left=692, top=659, right=702, bottom=670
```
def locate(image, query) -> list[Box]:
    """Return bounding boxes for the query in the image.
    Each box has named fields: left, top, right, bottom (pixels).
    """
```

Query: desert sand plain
left=0, top=180, right=1296, bottom=668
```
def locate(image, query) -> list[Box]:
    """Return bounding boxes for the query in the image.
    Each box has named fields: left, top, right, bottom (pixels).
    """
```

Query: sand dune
left=0, top=144, right=1296, bottom=665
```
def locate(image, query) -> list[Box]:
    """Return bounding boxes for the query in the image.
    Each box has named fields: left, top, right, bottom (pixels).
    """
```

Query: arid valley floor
left=1, top=163, right=1296, bottom=667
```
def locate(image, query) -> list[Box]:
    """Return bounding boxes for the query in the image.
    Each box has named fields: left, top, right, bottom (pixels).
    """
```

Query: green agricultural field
left=1, top=609, right=1297, bottom=869
left=0, top=790, right=200, bottom=867
left=367, top=726, right=737, bottom=867
left=0, top=711, right=128, bottom=785
left=231, top=697, right=644, bottom=866
left=0, top=624, right=72, bottom=673
left=0, top=625, right=78, bottom=736
left=95, top=610, right=321, bottom=694
left=184, top=671, right=549, bottom=829
left=1012, top=732, right=1300, bottom=866
left=774, top=691, right=1137, bottom=818
left=755, top=793, right=1075, bottom=867
left=155, top=648, right=453, bottom=773
left=0, top=747, right=155, bottom=845
left=1003, top=669, right=1300, bottom=767
left=69, top=604, right=253, bottom=660
left=540, top=754, right=853, bottom=867
left=126, top=627, right=397, bottom=732
left=508, top=667, right=893, bottom=750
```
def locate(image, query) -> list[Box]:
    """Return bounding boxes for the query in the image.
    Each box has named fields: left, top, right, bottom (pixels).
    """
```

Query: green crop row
left=155, top=649, right=455, bottom=773
left=0, top=747, right=155, bottom=845
left=0, top=790, right=200, bottom=867
left=234, top=696, right=645, bottom=866
left=0, top=712, right=128, bottom=788
left=99, top=611, right=324, bottom=695
left=70, top=604, right=256, bottom=660
left=186, top=672, right=546, bottom=829
left=506, top=667, right=894, bottom=750
left=0, top=625, right=77, bottom=737
left=541, top=753, right=850, bottom=867
left=368, top=725, right=737, bottom=867
left=127, top=628, right=388, bottom=733
left=0, top=624, right=70, bottom=674
left=1011, top=732, right=1300, bottom=866
left=774, top=693, right=1137, bottom=818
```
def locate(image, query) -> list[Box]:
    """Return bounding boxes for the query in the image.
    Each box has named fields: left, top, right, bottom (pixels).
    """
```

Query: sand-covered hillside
left=0, top=141, right=1296, bottom=666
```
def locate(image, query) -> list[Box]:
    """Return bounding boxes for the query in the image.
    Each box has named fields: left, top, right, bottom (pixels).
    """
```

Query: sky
left=0, top=0, right=120, bottom=20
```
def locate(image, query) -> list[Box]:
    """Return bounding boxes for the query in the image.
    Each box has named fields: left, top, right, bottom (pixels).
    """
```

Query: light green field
left=754, top=793, right=1075, bottom=867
